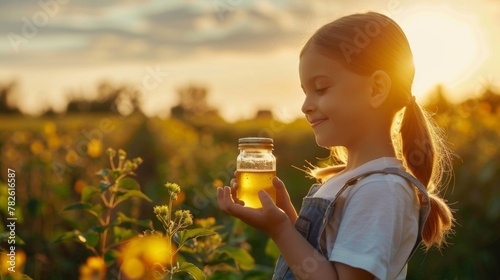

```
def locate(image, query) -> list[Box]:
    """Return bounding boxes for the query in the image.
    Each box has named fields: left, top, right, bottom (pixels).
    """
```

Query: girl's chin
left=314, top=130, right=345, bottom=147
left=314, top=136, right=336, bottom=148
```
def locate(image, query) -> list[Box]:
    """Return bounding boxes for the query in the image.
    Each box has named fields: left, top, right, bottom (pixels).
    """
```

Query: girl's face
left=299, top=46, right=373, bottom=148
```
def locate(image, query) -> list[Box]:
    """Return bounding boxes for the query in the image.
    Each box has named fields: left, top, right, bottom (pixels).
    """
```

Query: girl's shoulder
left=345, top=171, right=418, bottom=205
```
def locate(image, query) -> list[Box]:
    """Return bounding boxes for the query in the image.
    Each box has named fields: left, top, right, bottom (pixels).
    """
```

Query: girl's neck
left=342, top=131, right=396, bottom=174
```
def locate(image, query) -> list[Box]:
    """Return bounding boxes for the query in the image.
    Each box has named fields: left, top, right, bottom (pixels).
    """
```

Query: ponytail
left=400, top=99, right=454, bottom=249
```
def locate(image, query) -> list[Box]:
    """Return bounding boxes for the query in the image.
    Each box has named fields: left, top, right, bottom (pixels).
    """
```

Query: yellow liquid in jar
left=237, top=170, right=276, bottom=208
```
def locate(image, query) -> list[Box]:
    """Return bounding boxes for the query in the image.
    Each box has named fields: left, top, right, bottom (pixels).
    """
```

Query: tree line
left=1, top=79, right=500, bottom=119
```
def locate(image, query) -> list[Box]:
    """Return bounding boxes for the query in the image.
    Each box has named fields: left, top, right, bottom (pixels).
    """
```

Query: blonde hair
left=302, top=12, right=454, bottom=249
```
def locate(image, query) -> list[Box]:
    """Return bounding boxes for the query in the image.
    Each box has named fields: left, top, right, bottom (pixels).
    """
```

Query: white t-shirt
left=313, top=157, right=420, bottom=280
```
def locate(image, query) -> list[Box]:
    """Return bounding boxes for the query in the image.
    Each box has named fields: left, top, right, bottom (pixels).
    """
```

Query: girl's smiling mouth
left=309, top=118, right=328, bottom=128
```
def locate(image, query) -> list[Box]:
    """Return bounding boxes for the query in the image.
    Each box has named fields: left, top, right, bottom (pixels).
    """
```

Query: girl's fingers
left=223, top=185, right=232, bottom=202
left=258, top=190, right=274, bottom=208
left=272, top=176, right=298, bottom=224
left=273, top=177, right=286, bottom=193
left=217, top=187, right=226, bottom=211
left=274, top=177, right=292, bottom=201
left=230, top=178, right=244, bottom=206
left=218, top=186, right=236, bottom=212
left=230, top=178, right=237, bottom=195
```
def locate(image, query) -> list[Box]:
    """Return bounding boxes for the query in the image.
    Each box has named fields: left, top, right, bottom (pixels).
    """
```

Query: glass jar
left=236, top=137, right=276, bottom=208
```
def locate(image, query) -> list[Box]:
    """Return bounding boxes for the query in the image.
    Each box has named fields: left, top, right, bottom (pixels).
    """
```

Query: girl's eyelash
left=315, top=88, right=328, bottom=94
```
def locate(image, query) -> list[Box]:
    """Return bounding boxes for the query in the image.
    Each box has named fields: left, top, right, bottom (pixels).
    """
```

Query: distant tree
left=65, top=81, right=141, bottom=115
left=0, top=80, right=21, bottom=115
left=170, top=84, right=219, bottom=119
left=477, top=84, right=500, bottom=113
left=254, top=109, right=273, bottom=119
left=458, top=82, right=500, bottom=115
left=424, top=84, right=452, bottom=114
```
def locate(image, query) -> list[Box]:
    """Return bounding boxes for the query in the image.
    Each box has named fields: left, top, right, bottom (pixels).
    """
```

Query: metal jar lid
left=238, top=137, right=273, bottom=148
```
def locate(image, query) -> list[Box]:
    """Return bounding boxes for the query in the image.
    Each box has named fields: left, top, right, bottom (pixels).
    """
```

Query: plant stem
left=168, top=194, right=174, bottom=280
left=100, top=188, right=116, bottom=256
left=109, top=153, right=115, bottom=170
left=88, top=246, right=99, bottom=256
left=101, top=193, right=110, bottom=207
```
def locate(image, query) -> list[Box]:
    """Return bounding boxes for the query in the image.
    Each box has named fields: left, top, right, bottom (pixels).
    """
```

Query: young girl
left=217, top=12, right=454, bottom=280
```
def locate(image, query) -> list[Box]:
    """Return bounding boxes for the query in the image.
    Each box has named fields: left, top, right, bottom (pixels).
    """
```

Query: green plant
left=55, top=148, right=152, bottom=266
left=180, top=218, right=256, bottom=279
left=148, top=182, right=216, bottom=280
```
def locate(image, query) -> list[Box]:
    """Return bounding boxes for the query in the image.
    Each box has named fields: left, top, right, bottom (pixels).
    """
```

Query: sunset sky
left=1, top=0, right=499, bottom=121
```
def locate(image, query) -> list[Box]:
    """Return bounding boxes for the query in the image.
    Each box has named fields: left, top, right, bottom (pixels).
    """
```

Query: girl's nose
left=301, top=95, right=315, bottom=115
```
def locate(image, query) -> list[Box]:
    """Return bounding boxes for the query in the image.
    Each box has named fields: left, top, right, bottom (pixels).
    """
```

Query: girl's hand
left=217, top=185, right=292, bottom=239
left=272, top=177, right=298, bottom=224
left=228, top=177, right=244, bottom=206
left=228, top=174, right=298, bottom=223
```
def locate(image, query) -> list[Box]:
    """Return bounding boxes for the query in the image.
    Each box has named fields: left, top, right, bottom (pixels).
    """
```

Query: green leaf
left=118, top=177, right=140, bottom=190
left=0, top=224, right=25, bottom=245
left=100, top=181, right=111, bottom=191
left=104, top=249, right=120, bottom=266
left=96, top=169, right=110, bottom=176
left=112, top=226, right=136, bottom=243
left=63, top=202, right=92, bottom=211
left=265, top=238, right=280, bottom=260
left=114, top=190, right=152, bottom=205
left=218, top=246, right=255, bottom=270
left=109, top=216, right=123, bottom=227
left=15, top=236, right=26, bottom=245
left=176, top=228, right=216, bottom=247
left=89, top=204, right=104, bottom=217
left=82, top=231, right=100, bottom=247
left=176, top=262, right=205, bottom=280
left=89, top=225, right=105, bottom=233
left=52, top=230, right=98, bottom=247
left=204, top=251, right=236, bottom=268
left=3, top=274, right=34, bottom=280
left=51, top=231, right=77, bottom=244
left=111, top=170, right=122, bottom=180
left=81, top=186, right=100, bottom=202
left=115, top=212, right=151, bottom=228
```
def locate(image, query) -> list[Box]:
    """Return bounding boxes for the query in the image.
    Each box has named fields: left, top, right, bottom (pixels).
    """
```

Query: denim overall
left=272, top=167, right=431, bottom=280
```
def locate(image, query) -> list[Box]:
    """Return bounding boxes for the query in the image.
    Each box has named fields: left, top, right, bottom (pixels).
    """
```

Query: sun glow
left=399, top=7, right=486, bottom=96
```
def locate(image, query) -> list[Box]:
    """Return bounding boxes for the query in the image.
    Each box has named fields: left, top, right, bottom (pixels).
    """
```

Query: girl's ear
left=369, top=70, right=391, bottom=108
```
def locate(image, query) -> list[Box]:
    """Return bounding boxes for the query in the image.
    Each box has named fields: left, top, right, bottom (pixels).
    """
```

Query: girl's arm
left=217, top=185, right=374, bottom=280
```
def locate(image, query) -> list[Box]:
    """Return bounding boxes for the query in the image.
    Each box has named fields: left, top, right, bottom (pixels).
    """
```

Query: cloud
left=0, top=0, right=314, bottom=65
left=3, top=0, right=495, bottom=119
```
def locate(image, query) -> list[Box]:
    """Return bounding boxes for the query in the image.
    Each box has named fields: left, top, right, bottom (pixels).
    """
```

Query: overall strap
left=381, top=168, right=430, bottom=259
left=342, top=168, right=431, bottom=268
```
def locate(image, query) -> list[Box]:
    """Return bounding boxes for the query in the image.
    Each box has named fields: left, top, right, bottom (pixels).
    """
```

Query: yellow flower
left=47, top=135, right=61, bottom=150
left=12, top=131, right=28, bottom=144
left=195, top=217, right=216, bottom=228
left=121, top=257, right=145, bottom=279
left=66, top=150, right=80, bottom=165
left=74, top=179, right=87, bottom=194
left=1, top=250, right=26, bottom=276
left=43, top=121, right=57, bottom=135
left=79, top=256, right=106, bottom=280
left=30, top=140, right=44, bottom=155
left=212, top=179, right=224, bottom=188
left=120, top=235, right=174, bottom=279
left=87, top=139, right=103, bottom=158
left=153, top=205, right=169, bottom=217
left=165, top=182, right=181, bottom=194
left=4, top=146, right=20, bottom=162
